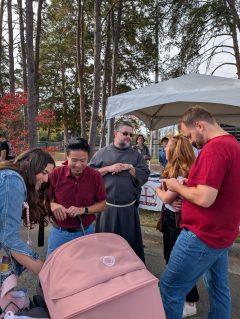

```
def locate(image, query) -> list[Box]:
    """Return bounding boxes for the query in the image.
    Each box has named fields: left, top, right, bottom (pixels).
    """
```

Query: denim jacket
left=0, top=169, right=39, bottom=275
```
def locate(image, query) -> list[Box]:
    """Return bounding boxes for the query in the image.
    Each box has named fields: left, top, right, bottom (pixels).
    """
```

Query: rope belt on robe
left=106, top=200, right=136, bottom=208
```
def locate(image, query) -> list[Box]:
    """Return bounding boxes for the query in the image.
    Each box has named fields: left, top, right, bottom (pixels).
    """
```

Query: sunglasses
left=120, top=131, right=133, bottom=137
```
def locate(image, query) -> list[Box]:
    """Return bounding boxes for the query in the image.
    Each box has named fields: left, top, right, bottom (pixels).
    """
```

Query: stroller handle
left=76, top=215, right=85, bottom=235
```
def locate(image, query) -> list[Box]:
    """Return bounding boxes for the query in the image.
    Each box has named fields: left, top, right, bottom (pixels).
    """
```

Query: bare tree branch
left=211, top=62, right=237, bottom=75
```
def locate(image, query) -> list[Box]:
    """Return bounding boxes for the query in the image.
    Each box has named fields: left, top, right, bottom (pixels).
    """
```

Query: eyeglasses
left=120, top=131, right=133, bottom=137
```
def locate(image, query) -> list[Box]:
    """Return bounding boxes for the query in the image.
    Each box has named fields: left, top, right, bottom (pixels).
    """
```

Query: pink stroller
left=39, top=233, right=166, bottom=319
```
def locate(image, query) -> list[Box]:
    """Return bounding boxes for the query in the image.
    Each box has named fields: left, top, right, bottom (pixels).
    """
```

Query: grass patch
left=53, top=152, right=65, bottom=161
left=140, top=209, right=240, bottom=244
left=150, top=158, right=159, bottom=164
left=235, top=236, right=240, bottom=244
left=139, top=209, right=159, bottom=228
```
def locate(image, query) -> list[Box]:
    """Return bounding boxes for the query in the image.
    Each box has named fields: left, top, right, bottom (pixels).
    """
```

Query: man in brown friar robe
left=90, top=120, right=150, bottom=262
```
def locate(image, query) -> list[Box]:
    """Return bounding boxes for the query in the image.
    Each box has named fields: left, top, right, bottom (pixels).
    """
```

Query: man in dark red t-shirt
left=47, top=138, right=106, bottom=256
left=160, top=106, right=240, bottom=319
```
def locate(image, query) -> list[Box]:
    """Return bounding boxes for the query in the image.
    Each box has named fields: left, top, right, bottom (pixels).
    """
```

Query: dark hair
left=114, top=120, right=133, bottom=132
left=0, top=148, right=55, bottom=226
left=136, top=134, right=145, bottom=144
left=180, top=106, right=215, bottom=128
left=161, top=137, right=169, bottom=144
left=66, top=138, right=90, bottom=155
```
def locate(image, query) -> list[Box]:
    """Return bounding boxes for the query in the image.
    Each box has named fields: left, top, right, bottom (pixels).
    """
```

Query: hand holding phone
left=159, top=179, right=167, bottom=191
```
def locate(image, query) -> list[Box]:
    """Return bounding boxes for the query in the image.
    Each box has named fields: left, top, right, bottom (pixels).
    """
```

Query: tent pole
left=152, top=130, right=159, bottom=159
left=149, top=130, right=153, bottom=171
left=106, top=119, right=111, bottom=146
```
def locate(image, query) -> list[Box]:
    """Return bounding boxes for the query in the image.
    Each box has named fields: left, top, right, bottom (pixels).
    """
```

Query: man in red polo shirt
left=47, top=138, right=106, bottom=256
left=160, top=106, right=240, bottom=319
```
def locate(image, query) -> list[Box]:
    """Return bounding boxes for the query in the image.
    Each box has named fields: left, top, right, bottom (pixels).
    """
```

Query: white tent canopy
left=106, top=74, right=240, bottom=130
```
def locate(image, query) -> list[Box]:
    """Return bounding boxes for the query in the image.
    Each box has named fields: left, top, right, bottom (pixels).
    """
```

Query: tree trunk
left=153, top=1, right=159, bottom=159
left=47, top=124, right=51, bottom=141
left=224, top=0, right=240, bottom=78
left=0, top=1, right=4, bottom=95
left=76, top=0, right=86, bottom=139
left=26, top=0, right=37, bottom=148
left=99, top=13, right=111, bottom=148
left=0, top=0, right=5, bottom=96
left=154, top=1, right=159, bottom=84
left=231, top=25, right=240, bottom=78
left=63, top=124, right=68, bottom=159
left=109, top=0, right=123, bottom=143
left=35, top=0, right=43, bottom=115
left=17, top=0, right=27, bottom=92
left=17, top=0, right=28, bottom=142
left=226, top=0, right=240, bottom=32
left=88, top=0, right=102, bottom=157
left=7, top=0, right=15, bottom=93
left=61, top=64, right=68, bottom=158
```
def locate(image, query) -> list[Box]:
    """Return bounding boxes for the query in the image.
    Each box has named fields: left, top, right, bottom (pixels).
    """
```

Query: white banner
left=139, top=180, right=163, bottom=211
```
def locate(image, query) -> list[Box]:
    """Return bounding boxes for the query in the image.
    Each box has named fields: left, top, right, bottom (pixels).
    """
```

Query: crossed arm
left=98, top=163, right=136, bottom=177
left=164, top=178, right=218, bottom=208
left=155, top=186, right=178, bottom=204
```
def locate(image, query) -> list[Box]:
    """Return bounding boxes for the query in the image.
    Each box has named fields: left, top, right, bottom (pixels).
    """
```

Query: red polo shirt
left=49, top=165, right=106, bottom=228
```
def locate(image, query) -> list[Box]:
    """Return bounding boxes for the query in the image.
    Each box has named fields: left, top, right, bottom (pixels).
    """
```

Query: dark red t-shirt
left=181, top=135, right=240, bottom=248
left=49, top=165, right=106, bottom=228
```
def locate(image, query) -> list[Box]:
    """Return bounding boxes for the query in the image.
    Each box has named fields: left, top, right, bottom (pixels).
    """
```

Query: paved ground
left=142, top=227, right=240, bottom=319
left=15, top=225, right=240, bottom=319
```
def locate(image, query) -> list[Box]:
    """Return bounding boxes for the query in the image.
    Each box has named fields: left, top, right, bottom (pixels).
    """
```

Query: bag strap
left=38, top=217, right=45, bottom=247
left=161, top=203, right=165, bottom=212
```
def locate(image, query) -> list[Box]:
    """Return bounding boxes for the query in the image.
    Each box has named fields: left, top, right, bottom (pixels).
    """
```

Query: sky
left=139, top=32, right=240, bottom=138
left=198, top=34, right=239, bottom=79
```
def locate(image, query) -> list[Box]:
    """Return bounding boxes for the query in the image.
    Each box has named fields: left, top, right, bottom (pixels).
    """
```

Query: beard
left=118, top=139, right=131, bottom=148
left=195, top=132, right=205, bottom=147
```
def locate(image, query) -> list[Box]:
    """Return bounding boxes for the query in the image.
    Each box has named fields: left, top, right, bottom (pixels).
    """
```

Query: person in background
left=160, top=106, right=240, bottom=319
left=159, top=136, right=169, bottom=173
left=0, top=132, right=16, bottom=162
left=47, top=138, right=106, bottom=256
left=0, top=148, right=55, bottom=275
left=90, top=120, right=150, bottom=262
left=133, top=134, right=151, bottom=161
left=155, top=135, right=199, bottom=318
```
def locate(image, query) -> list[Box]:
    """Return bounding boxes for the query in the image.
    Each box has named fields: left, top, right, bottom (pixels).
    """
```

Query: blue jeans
left=160, top=229, right=230, bottom=319
left=47, top=224, right=94, bottom=257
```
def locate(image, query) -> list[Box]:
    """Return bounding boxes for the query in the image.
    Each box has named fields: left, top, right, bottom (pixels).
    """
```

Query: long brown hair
left=0, top=148, right=55, bottom=226
left=162, top=135, right=195, bottom=179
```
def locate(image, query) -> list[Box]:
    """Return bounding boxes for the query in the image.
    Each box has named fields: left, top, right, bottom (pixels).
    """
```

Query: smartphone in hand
left=159, top=179, right=167, bottom=191
left=163, top=181, right=167, bottom=191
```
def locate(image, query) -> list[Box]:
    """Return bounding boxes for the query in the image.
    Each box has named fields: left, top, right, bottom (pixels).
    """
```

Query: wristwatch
left=128, top=164, right=134, bottom=171
left=83, top=207, right=89, bottom=215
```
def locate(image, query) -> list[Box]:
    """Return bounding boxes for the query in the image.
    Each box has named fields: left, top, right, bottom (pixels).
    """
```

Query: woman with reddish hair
left=156, top=134, right=199, bottom=318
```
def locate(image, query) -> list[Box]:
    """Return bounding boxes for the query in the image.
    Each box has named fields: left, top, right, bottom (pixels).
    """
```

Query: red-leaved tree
left=0, top=92, right=28, bottom=154
left=0, top=93, right=58, bottom=155
left=36, top=109, right=55, bottom=125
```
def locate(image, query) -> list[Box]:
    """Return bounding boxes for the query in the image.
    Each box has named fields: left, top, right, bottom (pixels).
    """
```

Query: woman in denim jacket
left=0, top=148, right=55, bottom=275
